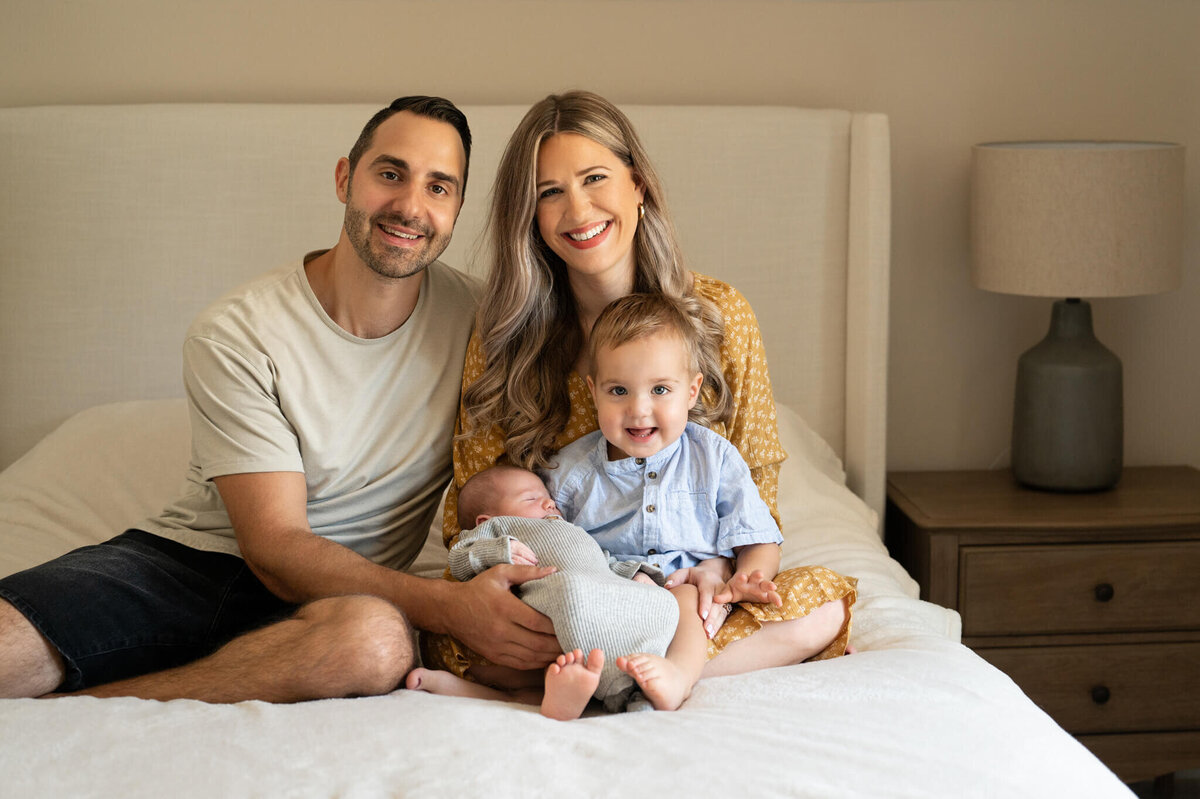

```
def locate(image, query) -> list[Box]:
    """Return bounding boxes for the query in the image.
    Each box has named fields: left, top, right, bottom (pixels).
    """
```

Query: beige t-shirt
left=143, top=256, right=480, bottom=570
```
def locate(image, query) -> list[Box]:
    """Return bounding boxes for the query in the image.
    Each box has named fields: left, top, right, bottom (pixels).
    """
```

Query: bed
left=0, top=103, right=1131, bottom=797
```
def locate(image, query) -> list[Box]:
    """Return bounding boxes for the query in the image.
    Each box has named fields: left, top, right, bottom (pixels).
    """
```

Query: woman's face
left=535, top=133, right=645, bottom=285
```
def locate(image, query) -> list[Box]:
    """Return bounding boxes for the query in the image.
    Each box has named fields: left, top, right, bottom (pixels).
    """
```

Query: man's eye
left=431, top=185, right=447, bottom=195
left=381, top=171, right=399, bottom=181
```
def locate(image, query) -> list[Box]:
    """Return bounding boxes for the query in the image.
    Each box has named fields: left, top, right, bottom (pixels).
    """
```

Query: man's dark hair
left=347, top=96, right=472, bottom=190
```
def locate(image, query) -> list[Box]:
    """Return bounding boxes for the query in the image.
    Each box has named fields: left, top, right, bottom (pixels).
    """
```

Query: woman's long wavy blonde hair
left=461, top=91, right=731, bottom=470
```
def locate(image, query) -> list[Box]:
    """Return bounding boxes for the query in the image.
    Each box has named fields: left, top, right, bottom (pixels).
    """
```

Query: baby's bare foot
left=541, top=648, right=604, bottom=721
left=616, top=653, right=692, bottom=711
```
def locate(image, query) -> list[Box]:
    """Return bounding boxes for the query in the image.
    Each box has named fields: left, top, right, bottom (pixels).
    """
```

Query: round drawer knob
left=1093, top=583, right=1115, bottom=602
left=1091, top=685, right=1111, bottom=705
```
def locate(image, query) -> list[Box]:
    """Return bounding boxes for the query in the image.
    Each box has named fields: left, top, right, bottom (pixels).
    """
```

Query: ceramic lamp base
left=1011, top=299, right=1123, bottom=492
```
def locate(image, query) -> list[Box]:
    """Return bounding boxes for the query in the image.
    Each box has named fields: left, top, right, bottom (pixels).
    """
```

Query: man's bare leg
left=0, top=599, right=66, bottom=698
left=616, top=584, right=706, bottom=711
left=57, top=595, right=415, bottom=703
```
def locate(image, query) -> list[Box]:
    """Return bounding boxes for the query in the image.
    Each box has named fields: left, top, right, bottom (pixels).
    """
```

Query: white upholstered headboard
left=0, top=104, right=889, bottom=520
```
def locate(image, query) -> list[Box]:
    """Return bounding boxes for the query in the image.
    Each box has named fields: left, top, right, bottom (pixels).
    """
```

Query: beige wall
left=4, top=0, right=1197, bottom=473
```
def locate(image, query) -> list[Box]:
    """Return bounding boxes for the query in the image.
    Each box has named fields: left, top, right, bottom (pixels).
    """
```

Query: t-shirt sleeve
left=183, top=334, right=304, bottom=480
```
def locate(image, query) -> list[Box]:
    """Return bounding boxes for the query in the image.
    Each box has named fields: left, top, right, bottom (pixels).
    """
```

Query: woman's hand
left=664, top=557, right=734, bottom=639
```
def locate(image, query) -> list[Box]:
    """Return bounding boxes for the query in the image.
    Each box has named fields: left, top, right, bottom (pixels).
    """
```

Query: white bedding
left=0, top=400, right=1130, bottom=797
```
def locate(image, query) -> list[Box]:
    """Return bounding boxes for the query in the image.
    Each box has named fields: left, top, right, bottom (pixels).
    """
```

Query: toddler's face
left=587, top=332, right=702, bottom=461
left=486, top=470, right=561, bottom=520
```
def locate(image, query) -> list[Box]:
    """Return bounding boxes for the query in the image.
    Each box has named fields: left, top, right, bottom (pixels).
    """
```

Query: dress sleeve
left=442, top=332, right=509, bottom=549
left=700, top=277, right=787, bottom=530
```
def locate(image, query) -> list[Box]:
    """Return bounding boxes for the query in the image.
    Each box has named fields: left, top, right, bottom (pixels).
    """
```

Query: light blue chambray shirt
left=543, top=422, right=782, bottom=576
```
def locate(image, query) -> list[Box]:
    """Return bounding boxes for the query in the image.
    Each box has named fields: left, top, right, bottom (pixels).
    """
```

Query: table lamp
left=970, top=140, right=1185, bottom=492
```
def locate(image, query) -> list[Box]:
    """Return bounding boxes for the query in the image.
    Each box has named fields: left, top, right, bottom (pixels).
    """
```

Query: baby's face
left=488, top=470, right=561, bottom=520
left=587, top=332, right=703, bottom=461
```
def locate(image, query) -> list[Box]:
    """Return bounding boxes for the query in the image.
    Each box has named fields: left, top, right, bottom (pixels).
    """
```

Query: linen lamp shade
left=970, top=141, right=1185, bottom=491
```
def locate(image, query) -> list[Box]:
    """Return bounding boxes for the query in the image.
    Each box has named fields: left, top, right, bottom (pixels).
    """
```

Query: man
left=0, top=97, right=561, bottom=702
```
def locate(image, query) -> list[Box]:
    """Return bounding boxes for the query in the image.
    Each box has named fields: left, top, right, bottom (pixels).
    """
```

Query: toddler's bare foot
left=616, top=653, right=693, bottom=711
left=541, top=648, right=603, bottom=721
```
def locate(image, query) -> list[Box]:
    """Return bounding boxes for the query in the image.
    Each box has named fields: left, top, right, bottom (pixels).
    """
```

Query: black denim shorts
left=0, top=530, right=297, bottom=691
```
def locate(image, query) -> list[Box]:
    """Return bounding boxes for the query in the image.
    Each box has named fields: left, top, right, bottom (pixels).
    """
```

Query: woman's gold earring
left=638, top=202, right=645, bottom=220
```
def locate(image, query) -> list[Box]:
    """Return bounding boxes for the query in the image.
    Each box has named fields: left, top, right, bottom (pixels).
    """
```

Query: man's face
left=337, top=111, right=466, bottom=280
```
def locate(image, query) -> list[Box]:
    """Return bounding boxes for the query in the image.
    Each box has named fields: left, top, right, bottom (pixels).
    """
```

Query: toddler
left=545, top=293, right=857, bottom=711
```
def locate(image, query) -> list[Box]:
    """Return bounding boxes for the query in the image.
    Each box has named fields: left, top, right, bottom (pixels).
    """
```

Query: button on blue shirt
left=543, top=422, right=782, bottom=575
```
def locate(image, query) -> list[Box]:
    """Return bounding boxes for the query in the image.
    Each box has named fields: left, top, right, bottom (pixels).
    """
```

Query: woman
left=422, top=91, right=853, bottom=686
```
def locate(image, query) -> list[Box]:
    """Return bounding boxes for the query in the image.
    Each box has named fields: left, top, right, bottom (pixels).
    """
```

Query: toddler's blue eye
left=651, top=386, right=669, bottom=395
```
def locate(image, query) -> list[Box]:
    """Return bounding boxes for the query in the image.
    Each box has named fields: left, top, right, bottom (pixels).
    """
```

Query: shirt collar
left=598, top=432, right=684, bottom=475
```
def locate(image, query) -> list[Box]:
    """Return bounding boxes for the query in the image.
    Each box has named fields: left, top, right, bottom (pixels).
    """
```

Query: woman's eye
left=584, top=174, right=605, bottom=185
left=538, top=187, right=560, bottom=200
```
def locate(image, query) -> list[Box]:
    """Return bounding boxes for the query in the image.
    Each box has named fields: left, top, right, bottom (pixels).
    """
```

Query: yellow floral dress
left=422, top=274, right=856, bottom=676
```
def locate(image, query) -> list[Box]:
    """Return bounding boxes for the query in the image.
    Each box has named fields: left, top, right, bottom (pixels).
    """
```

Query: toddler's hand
left=714, top=570, right=782, bottom=607
left=507, top=538, right=539, bottom=567
left=632, top=572, right=656, bottom=585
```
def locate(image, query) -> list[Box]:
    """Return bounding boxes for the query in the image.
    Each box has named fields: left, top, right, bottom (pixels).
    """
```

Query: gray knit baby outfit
left=449, top=516, right=679, bottom=712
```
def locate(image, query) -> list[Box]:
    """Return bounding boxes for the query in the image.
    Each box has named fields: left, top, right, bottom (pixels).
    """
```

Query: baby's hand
left=632, top=572, right=656, bottom=586
left=714, top=570, right=782, bottom=607
left=507, top=538, right=539, bottom=567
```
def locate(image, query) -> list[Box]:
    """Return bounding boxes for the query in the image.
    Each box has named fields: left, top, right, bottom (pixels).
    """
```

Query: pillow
left=0, top=399, right=191, bottom=579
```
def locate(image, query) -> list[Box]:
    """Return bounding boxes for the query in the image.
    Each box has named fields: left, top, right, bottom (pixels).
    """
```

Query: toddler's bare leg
left=616, top=583, right=706, bottom=711
left=541, top=648, right=604, bottom=721
left=702, top=596, right=850, bottom=679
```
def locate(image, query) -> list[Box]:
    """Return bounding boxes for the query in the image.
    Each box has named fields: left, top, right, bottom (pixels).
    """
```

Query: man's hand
left=446, top=564, right=561, bottom=670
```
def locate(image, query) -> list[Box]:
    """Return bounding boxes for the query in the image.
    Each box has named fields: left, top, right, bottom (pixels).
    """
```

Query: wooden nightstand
left=885, top=466, right=1200, bottom=785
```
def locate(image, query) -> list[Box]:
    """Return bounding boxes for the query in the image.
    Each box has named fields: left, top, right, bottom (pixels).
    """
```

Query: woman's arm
left=697, top=276, right=787, bottom=529
left=443, top=333, right=509, bottom=548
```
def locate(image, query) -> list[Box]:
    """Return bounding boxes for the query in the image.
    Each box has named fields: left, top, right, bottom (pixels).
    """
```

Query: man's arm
left=215, top=471, right=561, bottom=670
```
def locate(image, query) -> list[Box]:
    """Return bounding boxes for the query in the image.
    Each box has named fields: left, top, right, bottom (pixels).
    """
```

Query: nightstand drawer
left=959, top=541, right=1200, bottom=636
left=980, top=642, right=1200, bottom=734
